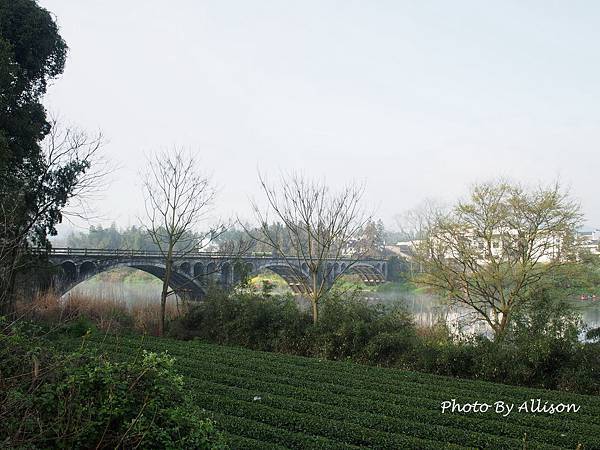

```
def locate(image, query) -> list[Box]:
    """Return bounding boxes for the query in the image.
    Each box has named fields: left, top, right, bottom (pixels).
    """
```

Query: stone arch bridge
left=48, top=248, right=388, bottom=299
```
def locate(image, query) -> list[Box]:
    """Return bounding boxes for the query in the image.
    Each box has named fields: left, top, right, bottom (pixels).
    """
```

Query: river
left=67, top=274, right=600, bottom=332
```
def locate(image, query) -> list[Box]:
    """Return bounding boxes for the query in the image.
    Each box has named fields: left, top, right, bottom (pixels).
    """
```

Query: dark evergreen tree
left=0, top=1, right=95, bottom=313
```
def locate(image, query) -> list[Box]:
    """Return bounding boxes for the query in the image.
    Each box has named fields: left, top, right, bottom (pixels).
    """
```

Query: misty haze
left=2, top=1, right=600, bottom=449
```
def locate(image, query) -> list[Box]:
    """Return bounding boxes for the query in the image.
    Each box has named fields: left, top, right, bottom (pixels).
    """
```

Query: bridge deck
left=40, top=247, right=382, bottom=262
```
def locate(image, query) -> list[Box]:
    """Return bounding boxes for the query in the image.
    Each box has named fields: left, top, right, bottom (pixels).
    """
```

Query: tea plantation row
left=62, top=334, right=600, bottom=449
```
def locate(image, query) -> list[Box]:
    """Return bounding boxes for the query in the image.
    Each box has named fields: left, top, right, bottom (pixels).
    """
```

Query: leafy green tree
left=0, top=0, right=102, bottom=314
left=414, top=180, right=583, bottom=341
left=67, top=224, right=218, bottom=253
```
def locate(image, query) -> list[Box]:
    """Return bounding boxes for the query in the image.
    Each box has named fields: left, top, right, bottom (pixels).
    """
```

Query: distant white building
left=385, top=227, right=600, bottom=264
left=385, top=241, right=417, bottom=259
left=577, top=229, right=600, bottom=255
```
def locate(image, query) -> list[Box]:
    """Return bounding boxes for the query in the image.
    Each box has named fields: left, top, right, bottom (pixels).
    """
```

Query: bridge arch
left=60, top=261, right=77, bottom=282
left=206, top=262, right=216, bottom=278
left=343, top=263, right=386, bottom=285
left=179, top=262, right=191, bottom=275
left=251, top=262, right=309, bottom=294
left=220, top=262, right=232, bottom=286
left=55, top=260, right=206, bottom=299
left=79, top=261, right=97, bottom=278
left=193, top=262, right=204, bottom=278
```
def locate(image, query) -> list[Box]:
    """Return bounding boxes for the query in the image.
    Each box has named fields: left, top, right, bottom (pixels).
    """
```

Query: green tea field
left=67, top=335, right=600, bottom=449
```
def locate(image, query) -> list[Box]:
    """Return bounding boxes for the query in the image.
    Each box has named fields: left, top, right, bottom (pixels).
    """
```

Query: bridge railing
left=39, top=247, right=385, bottom=262
left=43, top=247, right=266, bottom=258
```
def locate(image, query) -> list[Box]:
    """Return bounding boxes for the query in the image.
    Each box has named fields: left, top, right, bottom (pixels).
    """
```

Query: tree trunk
left=159, top=254, right=173, bottom=337
left=0, top=278, right=15, bottom=316
left=159, top=280, right=168, bottom=337
left=493, top=311, right=510, bottom=343
left=0, top=246, right=19, bottom=317
left=310, top=271, right=319, bottom=324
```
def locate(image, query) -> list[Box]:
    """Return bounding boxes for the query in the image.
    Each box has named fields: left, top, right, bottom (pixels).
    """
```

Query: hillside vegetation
left=63, top=333, right=600, bottom=449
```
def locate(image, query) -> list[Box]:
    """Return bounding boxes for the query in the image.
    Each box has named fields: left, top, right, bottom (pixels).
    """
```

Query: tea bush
left=68, top=333, right=600, bottom=450
left=169, top=288, right=600, bottom=395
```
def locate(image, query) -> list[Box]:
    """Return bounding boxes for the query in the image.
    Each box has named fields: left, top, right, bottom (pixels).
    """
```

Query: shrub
left=557, top=343, right=600, bottom=394
left=586, top=326, right=600, bottom=342
left=311, top=295, right=418, bottom=362
left=358, top=331, right=416, bottom=367
left=0, top=319, right=226, bottom=449
left=310, top=295, right=378, bottom=359
left=167, top=287, right=600, bottom=395
left=61, top=315, right=97, bottom=337
left=169, top=287, right=311, bottom=353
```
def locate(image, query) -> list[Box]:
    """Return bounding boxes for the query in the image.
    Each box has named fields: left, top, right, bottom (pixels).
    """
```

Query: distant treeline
left=65, top=221, right=402, bottom=257
left=67, top=224, right=172, bottom=251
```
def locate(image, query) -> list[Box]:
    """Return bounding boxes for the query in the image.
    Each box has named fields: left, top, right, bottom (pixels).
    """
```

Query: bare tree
left=141, top=148, right=218, bottom=336
left=0, top=116, right=107, bottom=313
left=393, top=199, right=446, bottom=276
left=45, top=115, right=112, bottom=222
left=394, top=198, right=446, bottom=241
left=245, top=172, right=371, bottom=323
left=413, top=180, right=583, bottom=340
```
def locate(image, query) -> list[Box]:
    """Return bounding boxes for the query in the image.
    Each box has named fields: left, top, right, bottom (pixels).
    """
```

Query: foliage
left=68, top=223, right=158, bottom=250
left=385, top=255, right=409, bottom=282
left=540, top=256, right=600, bottom=299
left=586, top=327, right=600, bottom=342
left=218, top=220, right=390, bottom=257
left=166, top=288, right=600, bottom=396
left=497, top=288, right=588, bottom=390
left=310, top=294, right=416, bottom=363
left=414, top=180, right=583, bottom=339
left=170, top=288, right=419, bottom=361
left=413, top=289, right=599, bottom=394
left=352, top=219, right=386, bottom=256
left=0, top=0, right=102, bottom=315
left=169, top=287, right=311, bottom=354
left=249, top=272, right=293, bottom=295
left=66, top=223, right=216, bottom=254
left=65, top=333, right=600, bottom=449
left=557, top=342, right=600, bottom=394
left=0, top=0, right=67, bottom=259
left=0, top=319, right=226, bottom=449
left=308, top=294, right=379, bottom=359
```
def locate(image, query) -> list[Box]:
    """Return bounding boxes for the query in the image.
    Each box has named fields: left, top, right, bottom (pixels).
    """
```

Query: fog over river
left=67, top=270, right=600, bottom=332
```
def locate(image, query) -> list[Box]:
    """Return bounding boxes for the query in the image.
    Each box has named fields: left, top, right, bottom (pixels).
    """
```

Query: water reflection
left=67, top=279, right=163, bottom=307
left=364, top=289, right=600, bottom=337
left=66, top=273, right=600, bottom=334
left=578, top=302, right=600, bottom=329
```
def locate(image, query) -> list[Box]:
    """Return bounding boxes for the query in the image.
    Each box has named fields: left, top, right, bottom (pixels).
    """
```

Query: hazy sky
left=41, top=0, right=600, bottom=233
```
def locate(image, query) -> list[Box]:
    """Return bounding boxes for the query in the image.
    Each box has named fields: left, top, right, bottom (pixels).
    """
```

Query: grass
left=18, top=292, right=180, bottom=335
left=60, top=333, right=600, bottom=449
